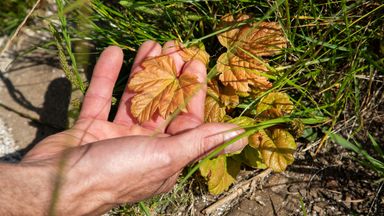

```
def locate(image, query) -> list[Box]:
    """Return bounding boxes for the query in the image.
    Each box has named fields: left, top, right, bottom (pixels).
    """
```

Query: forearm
left=0, top=157, right=97, bottom=216
left=0, top=162, right=52, bottom=215
left=0, top=146, right=118, bottom=216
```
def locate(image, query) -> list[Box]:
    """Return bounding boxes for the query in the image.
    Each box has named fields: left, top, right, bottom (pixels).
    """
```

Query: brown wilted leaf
left=217, top=13, right=250, bottom=48
left=236, top=22, right=288, bottom=57
left=217, top=14, right=287, bottom=57
left=217, top=52, right=272, bottom=92
left=177, top=42, right=210, bottom=65
left=128, top=55, right=199, bottom=123
left=288, top=119, right=305, bottom=138
left=205, top=80, right=226, bottom=122
left=205, top=96, right=226, bottom=123
left=250, top=128, right=296, bottom=172
left=220, top=85, right=239, bottom=107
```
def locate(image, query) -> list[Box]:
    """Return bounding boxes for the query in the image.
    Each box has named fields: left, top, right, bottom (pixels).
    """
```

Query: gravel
left=0, top=117, right=20, bottom=161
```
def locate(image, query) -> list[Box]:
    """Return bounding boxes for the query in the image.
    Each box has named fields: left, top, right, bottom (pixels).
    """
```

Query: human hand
left=19, top=41, right=247, bottom=215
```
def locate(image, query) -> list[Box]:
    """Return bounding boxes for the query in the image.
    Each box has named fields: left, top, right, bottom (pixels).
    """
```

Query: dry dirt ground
left=0, top=28, right=72, bottom=160
left=1, top=26, right=383, bottom=216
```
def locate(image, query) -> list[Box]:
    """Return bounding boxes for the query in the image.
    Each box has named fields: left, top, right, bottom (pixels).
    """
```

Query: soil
left=1, top=21, right=383, bottom=216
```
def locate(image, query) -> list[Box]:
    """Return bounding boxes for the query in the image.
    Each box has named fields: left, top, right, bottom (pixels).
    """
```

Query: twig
left=202, top=168, right=272, bottom=215
left=0, top=0, right=41, bottom=56
left=368, top=182, right=384, bottom=215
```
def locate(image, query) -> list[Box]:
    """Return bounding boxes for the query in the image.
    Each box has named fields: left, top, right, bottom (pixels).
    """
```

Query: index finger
left=79, top=46, right=123, bottom=120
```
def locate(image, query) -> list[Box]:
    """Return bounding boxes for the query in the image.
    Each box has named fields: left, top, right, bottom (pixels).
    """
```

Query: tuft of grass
left=330, top=133, right=384, bottom=181
left=51, top=0, right=86, bottom=93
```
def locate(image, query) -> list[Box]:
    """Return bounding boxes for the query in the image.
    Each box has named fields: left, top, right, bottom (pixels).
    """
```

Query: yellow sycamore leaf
left=217, top=13, right=250, bottom=48
left=128, top=55, right=199, bottom=123
left=207, top=80, right=221, bottom=97
left=227, top=116, right=258, bottom=159
left=199, top=155, right=241, bottom=195
left=235, top=22, right=288, bottom=57
left=232, top=145, right=267, bottom=169
left=242, top=146, right=267, bottom=169
left=176, top=42, right=210, bottom=65
left=205, top=80, right=226, bottom=122
left=217, top=52, right=272, bottom=92
left=204, top=80, right=242, bottom=122
left=205, top=96, right=226, bottom=123
left=236, top=91, right=251, bottom=97
left=256, top=92, right=294, bottom=118
left=250, top=128, right=296, bottom=172
left=227, top=116, right=255, bottom=128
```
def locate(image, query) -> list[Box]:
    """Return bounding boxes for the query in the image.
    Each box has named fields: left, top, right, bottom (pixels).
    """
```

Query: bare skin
left=0, top=40, right=247, bottom=216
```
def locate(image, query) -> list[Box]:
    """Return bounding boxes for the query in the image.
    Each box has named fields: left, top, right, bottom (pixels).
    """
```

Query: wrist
left=46, top=148, right=116, bottom=215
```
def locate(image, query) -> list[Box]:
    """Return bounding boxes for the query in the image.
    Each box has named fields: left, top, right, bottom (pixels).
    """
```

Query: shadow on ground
left=0, top=73, right=71, bottom=161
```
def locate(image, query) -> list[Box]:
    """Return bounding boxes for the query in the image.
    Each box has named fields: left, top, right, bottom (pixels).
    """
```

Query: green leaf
left=199, top=155, right=241, bottom=195
left=302, top=127, right=318, bottom=142
left=256, top=92, right=293, bottom=118
left=250, top=128, right=297, bottom=172
left=233, top=145, right=267, bottom=169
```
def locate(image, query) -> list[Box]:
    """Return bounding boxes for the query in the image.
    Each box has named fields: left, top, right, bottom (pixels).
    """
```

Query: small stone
left=0, top=118, right=20, bottom=162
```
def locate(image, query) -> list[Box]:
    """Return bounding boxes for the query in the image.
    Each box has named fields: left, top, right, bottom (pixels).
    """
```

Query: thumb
left=164, top=123, right=248, bottom=170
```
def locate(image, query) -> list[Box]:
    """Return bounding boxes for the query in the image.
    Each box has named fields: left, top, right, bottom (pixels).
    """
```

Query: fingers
left=165, top=123, right=248, bottom=171
left=114, top=40, right=162, bottom=126
left=138, top=40, right=186, bottom=131
left=166, top=60, right=207, bottom=134
left=132, top=40, right=163, bottom=75
left=162, top=41, right=184, bottom=75
left=79, top=46, right=123, bottom=120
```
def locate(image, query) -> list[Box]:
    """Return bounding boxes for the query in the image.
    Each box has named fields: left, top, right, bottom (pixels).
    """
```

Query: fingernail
left=223, top=129, right=248, bottom=154
left=223, top=130, right=243, bottom=142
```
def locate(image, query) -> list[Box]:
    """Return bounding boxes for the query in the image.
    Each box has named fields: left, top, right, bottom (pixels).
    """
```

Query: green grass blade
left=329, top=133, right=360, bottom=153
left=139, top=201, right=151, bottom=216
left=369, top=134, right=384, bottom=160
left=330, top=133, right=384, bottom=175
